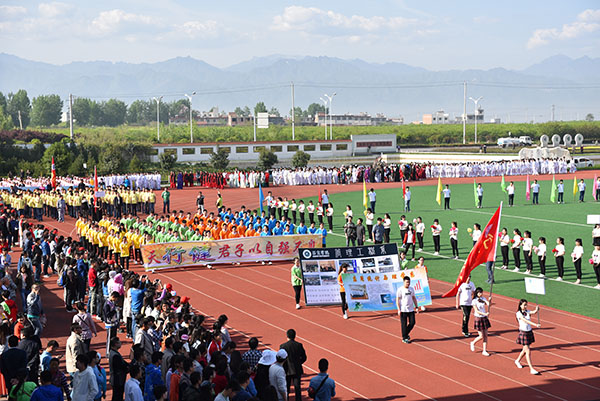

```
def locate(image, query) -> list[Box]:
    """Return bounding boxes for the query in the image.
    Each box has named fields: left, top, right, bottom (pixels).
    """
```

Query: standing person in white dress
left=455, top=275, right=475, bottom=338
left=470, top=287, right=491, bottom=356
left=396, top=276, right=419, bottom=344
left=515, top=299, right=541, bottom=375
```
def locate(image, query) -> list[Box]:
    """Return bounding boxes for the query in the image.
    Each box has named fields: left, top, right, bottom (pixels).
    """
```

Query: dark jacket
left=279, top=339, right=307, bottom=377
left=0, top=347, right=27, bottom=384
left=18, top=335, right=42, bottom=378
left=109, top=349, right=128, bottom=387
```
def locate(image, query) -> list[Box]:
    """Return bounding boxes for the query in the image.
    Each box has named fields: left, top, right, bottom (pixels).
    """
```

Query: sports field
left=299, top=176, right=600, bottom=319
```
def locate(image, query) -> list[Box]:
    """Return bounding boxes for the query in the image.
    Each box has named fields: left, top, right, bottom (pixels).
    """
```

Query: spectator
left=232, top=371, right=252, bottom=401
left=40, top=339, right=59, bottom=371
left=178, top=358, right=194, bottom=397
left=87, top=351, right=107, bottom=401
left=30, top=370, right=63, bottom=401
left=215, top=379, right=241, bottom=401
left=268, top=349, right=288, bottom=401
left=134, top=317, right=155, bottom=363
left=8, top=368, right=36, bottom=401
left=280, top=329, right=307, bottom=401
left=153, top=385, right=167, bottom=401
left=241, top=337, right=262, bottom=371
left=25, top=284, right=44, bottom=336
left=125, top=363, right=144, bottom=401
left=308, top=358, right=336, bottom=401
left=66, top=323, right=85, bottom=376
left=103, top=292, right=120, bottom=357
left=109, top=336, right=128, bottom=401
left=71, top=354, right=99, bottom=401
left=49, top=357, right=71, bottom=401
left=181, top=371, right=202, bottom=401
left=0, top=335, right=27, bottom=396
left=17, top=325, right=41, bottom=384
left=144, top=351, right=164, bottom=401
left=160, top=337, right=174, bottom=384
left=74, top=302, right=97, bottom=353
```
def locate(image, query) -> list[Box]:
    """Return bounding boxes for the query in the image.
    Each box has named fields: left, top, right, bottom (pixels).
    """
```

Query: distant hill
left=0, top=53, right=598, bottom=121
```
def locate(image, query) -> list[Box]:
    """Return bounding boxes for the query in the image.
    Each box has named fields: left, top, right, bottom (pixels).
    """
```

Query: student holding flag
left=515, top=299, right=541, bottom=375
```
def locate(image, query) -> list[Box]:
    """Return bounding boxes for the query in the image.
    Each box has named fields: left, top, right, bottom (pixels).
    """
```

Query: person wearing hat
left=268, top=349, right=288, bottom=401
left=279, top=328, right=307, bottom=401
left=253, top=350, right=275, bottom=399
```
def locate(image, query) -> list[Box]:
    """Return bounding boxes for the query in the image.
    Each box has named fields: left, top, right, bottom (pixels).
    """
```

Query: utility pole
left=17, top=110, right=23, bottom=130
left=253, top=112, right=257, bottom=142
left=469, top=96, right=483, bottom=144
left=153, top=96, right=162, bottom=142
left=69, top=94, right=74, bottom=139
left=185, top=92, right=196, bottom=143
left=462, top=81, right=467, bottom=144
left=551, top=104, right=555, bottom=122
left=291, top=82, right=295, bottom=141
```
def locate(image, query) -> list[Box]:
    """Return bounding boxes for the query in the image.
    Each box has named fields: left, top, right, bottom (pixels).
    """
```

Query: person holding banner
left=396, top=276, right=419, bottom=344
left=456, top=275, right=475, bottom=338
left=470, top=287, right=491, bottom=356
left=338, top=264, right=349, bottom=319
left=291, top=257, right=303, bottom=310
left=515, top=299, right=541, bottom=375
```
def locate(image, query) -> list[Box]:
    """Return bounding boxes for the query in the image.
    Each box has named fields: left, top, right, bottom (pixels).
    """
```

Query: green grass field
left=299, top=178, right=600, bottom=319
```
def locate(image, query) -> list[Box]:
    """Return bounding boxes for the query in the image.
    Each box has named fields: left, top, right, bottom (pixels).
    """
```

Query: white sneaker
left=530, top=368, right=539, bottom=375
left=515, top=360, right=523, bottom=369
left=556, top=276, right=563, bottom=281
left=417, top=248, right=422, bottom=252
left=262, top=261, right=266, bottom=265
left=595, top=284, right=600, bottom=289
left=268, top=261, right=272, bottom=265
left=574, top=279, right=581, bottom=284
left=470, top=342, right=475, bottom=352
left=482, top=351, right=490, bottom=357
left=538, top=274, right=545, bottom=277
left=328, top=230, right=332, bottom=233
left=296, top=304, right=301, bottom=310
left=343, top=312, right=348, bottom=319
left=434, top=252, right=439, bottom=255
left=512, top=267, right=520, bottom=272
left=526, top=270, right=531, bottom=274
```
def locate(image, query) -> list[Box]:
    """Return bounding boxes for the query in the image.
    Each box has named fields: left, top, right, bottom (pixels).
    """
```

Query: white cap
left=276, top=349, right=288, bottom=360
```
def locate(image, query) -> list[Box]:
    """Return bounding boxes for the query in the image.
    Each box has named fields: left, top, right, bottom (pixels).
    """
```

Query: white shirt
left=578, top=182, right=586, bottom=191
left=500, top=234, right=510, bottom=247
left=457, top=282, right=475, bottom=306
left=554, top=243, right=565, bottom=256
left=472, top=229, right=482, bottom=242
left=125, top=377, right=144, bottom=401
left=269, top=363, right=287, bottom=401
left=365, top=212, right=374, bottom=225
left=572, top=245, right=584, bottom=260
left=507, top=185, right=515, bottom=195
left=368, top=191, right=376, bottom=202
left=416, top=222, right=425, bottom=234
left=443, top=188, right=451, bottom=198
left=321, top=193, right=329, bottom=204
left=592, top=249, right=600, bottom=264
left=536, top=243, right=546, bottom=257
left=396, top=286, right=416, bottom=312
left=383, top=218, right=391, bottom=229
left=592, top=228, right=600, bottom=238
left=522, top=237, right=533, bottom=251
left=404, top=190, right=411, bottom=201
left=512, top=235, right=521, bottom=248
left=71, top=367, right=99, bottom=401
left=517, top=310, right=532, bottom=332
left=477, top=187, right=484, bottom=196
left=449, top=227, right=458, bottom=240
left=473, top=297, right=488, bottom=317
left=531, top=183, right=540, bottom=193
left=431, top=224, right=442, bottom=236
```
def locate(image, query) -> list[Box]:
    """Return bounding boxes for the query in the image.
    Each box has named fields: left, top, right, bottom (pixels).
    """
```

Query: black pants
left=318, top=215, right=323, bottom=225
left=451, top=238, right=459, bottom=257
left=532, top=192, right=539, bottom=204
left=558, top=192, right=564, bottom=203
left=524, top=251, right=533, bottom=271
left=508, top=194, right=514, bottom=206
left=574, top=258, right=582, bottom=279
left=286, top=374, right=302, bottom=401
left=370, top=201, right=376, bottom=213
left=417, top=233, right=424, bottom=249
left=346, top=237, right=356, bottom=247
left=112, top=383, right=124, bottom=401
left=405, top=242, right=415, bottom=259
left=367, top=225, right=373, bottom=240
left=444, top=197, right=450, bottom=209
left=400, top=311, right=416, bottom=340
left=293, top=285, right=302, bottom=304
left=555, top=256, right=564, bottom=277
left=433, top=236, right=441, bottom=253
left=327, top=216, right=333, bottom=231
left=340, top=291, right=347, bottom=315
left=501, top=246, right=509, bottom=266
left=299, top=212, right=305, bottom=225
left=593, top=263, right=600, bottom=284
left=292, top=211, right=297, bottom=224
left=384, top=228, right=390, bottom=243
left=461, top=305, right=472, bottom=335
left=309, top=213, right=314, bottom=224
left=538, top=256, right=546, bottom=275
left=512, top=248, right=521, bottom=268
left=478, top=195, right=483, bottom=208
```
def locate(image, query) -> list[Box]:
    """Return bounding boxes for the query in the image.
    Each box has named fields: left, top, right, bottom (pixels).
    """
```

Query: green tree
left=31, top=94, right=63, bottom=127
left=68, top=153, right=86, bottom=176
left=210, top=148, right=230, bottom=170
left=159, top=152, right=177, bottom=171
left=89, top=101, right=104, bottom=126
left=307, top=102, right=327, bottom=117
left=128, top=155, right=143, bottom=172
left=72, top=98, right=93, bottom=125
left=0, top=105, right=13, bottom=130
left=242, top=106, right=251, bottom=117
left=234, top=106, right=245, bottom=116
left=7, top=89, right=31, bottom=128
left=269, top=107, right=280, bottom=117
left=99, top=144, right=125, bottom=174
left=289, top=107, right=303, bottom=119
left=291, top=150, right=311, bottom=168
left=43, top=139, right=74, bottom=175
left=586, top=113, right=594, bottom=122
left=0, top=92, right=7, bottom=113
left=102, top=99, right=127, bottom=126
left=258, top=149, right=278, bottom=170
left=254, top=101, right=267, bottom=115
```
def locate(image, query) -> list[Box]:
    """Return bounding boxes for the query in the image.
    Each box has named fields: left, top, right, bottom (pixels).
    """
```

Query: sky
left=0, top=1, right=599, bottom=69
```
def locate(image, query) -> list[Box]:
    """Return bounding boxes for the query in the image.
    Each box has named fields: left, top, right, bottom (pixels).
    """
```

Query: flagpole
left=488, top=201, right=503, bottom=311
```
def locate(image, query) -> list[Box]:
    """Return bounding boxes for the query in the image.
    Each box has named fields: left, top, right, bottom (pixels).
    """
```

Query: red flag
left=442, top=203, right=503, bottom=298
left=402, top=179, right=406, bottom=197
left=94, top=166, right=98, bottom=207
left=51, top=157, right=57, bottom=189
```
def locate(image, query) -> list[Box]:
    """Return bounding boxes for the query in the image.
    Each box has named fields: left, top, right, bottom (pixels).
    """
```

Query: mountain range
left=0, top=53, right=598, bottom=122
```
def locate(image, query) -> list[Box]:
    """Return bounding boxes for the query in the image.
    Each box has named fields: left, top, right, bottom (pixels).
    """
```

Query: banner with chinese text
left=341, top=268, right=432, bottom=312
left=298, top=244, right=400, bottom=306
left=141, top=234, right=321, bottom=271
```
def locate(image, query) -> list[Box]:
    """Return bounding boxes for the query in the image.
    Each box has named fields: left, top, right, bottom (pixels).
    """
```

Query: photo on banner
left=298, top=244, right=401, bottom=305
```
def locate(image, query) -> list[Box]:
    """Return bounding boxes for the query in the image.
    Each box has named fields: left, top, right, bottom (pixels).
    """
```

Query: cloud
left=0, top=5, right=27, bottom=19
left=271, top=6, right=418, bottom=34
left=175, top=20, right=219, bottom=39
left=89, top=9, right=156, bottom=36
left=527, top=9, right=600, bottom=48
left=38, top=2, right=72, bottom=18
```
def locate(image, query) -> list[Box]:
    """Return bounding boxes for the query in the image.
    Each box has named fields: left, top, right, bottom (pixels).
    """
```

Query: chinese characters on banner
left=141, top=234, right=321, bottom=271
left=298, top=244, right=401, bottom=306
left=341, top=268, right=432, bottom=312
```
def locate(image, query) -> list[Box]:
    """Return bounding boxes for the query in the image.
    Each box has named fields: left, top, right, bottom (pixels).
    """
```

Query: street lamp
left=319, top=97, right=328, bottom=140
left=185, top=92, right=196, bottom=143
left=469, top=96, right=483, bottom=144
left=324, top=92, right=336, bottom=140
left=152, top=96, right=163, bottom=142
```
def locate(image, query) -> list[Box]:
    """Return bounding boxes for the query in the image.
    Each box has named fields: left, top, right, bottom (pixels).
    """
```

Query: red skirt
left=517, top=330, right=535, bottom=346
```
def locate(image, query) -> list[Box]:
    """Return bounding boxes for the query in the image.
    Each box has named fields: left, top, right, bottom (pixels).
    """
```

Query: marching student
left=591, top=244, right=600, bottom=289
left=396, top=276, right=419, bottom=344
left=506, top=181, right=515, bottom=207
left=522, top=231, right=534, bottom=274
left=470, top=223, right=481, bottom=247
left=415, top=217, right=425, bottom=251
left=499, top=228, right=511, bottom=269
left=431, top=219, right=442, bottom=255
left=515, top=299, right=541, bottom=375
left=553, top=237, right=566, bottom=281
left=535, top=237, right=547, bottom=277
left=511, top=229, right=522, bottom=272
left=571, top=238, right=584, bottom=285
left=455, top=275, right=475, bottom=338
left=338, top=263, right=349, bottom=319
left=290, top=257, right=303, bottom=310
left=476, top=183, right=484, bottom=208
left=470, top=287, right=491, bottom=356
left=403, top=223, right=416, bottom=261
left=449, top=222, right=459, bottom=259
